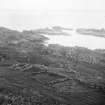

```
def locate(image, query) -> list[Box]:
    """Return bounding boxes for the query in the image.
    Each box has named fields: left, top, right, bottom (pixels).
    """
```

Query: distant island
left=34, top=26, right=73, bottom=36
left=76, top=28, right=105, bottom=38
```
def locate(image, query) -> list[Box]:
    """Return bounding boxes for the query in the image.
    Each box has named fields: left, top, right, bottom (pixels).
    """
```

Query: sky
left=0, top=0, right=105, bottom=49
left=0, top=0, right=105, bottom=30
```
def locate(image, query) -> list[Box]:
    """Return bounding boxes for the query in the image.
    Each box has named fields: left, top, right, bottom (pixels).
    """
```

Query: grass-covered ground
left=0, top=27, right=104, bottom=105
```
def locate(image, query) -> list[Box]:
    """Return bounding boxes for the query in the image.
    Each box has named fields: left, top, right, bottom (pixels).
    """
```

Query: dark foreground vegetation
left=0, top=27, right=104, bottom=105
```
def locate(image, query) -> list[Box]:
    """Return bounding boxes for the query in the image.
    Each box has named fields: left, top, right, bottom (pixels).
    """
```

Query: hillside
left=0, top=27, right=104, bottom=105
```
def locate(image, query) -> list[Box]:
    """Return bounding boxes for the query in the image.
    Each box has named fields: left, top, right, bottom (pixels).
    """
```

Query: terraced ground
left=0, top=63, right=104, bottom=105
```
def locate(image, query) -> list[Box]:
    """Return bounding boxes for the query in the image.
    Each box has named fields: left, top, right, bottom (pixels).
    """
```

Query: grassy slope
left=0, top=27, right=104, bottom=104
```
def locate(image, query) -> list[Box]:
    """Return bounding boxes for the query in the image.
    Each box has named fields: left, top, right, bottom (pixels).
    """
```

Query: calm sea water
left=44, top=30, right=105, bottom=50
